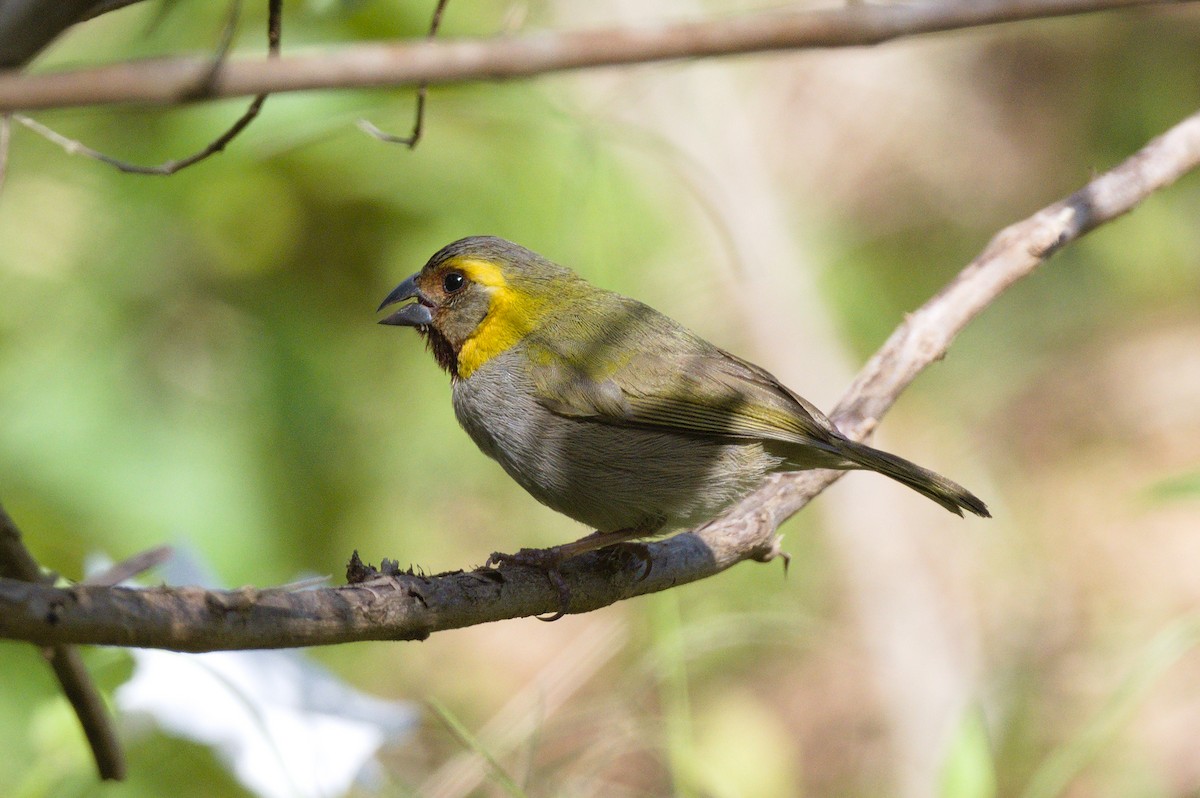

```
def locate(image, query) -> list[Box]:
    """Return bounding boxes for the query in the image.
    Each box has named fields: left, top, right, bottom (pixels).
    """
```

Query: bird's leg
left=486, top=526, right=657, bottom=622
left=562, top=529, right=654, bottom=581
left=551, top=527, right=652, bottom=559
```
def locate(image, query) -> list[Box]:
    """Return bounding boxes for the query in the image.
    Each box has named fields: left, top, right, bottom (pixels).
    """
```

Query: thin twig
left=81, top=546, right=174, bottom=587
left=0, top=0, right=1192, bottom=112
left=0, top=113, right=10, bottom=195
left=185, top=0, right=247, bottom=100
left=13, top=0, right=281, bottom=174
left=0, top=504, right=45, bottom=583
left=358, top=0, right=450, bottom=149
left=2, top=105, right=1198, bottom=651
left=42, top=646, right=127, bottom=780
left=0, top=503, right=125, bottom=780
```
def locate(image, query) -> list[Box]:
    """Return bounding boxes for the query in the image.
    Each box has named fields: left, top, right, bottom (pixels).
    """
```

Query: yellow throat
left=454, top=258, right=549, bottom=379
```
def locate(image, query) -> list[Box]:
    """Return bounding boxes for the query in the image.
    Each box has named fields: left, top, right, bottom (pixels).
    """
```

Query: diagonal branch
left=0, top=0, right=113, bottom=68
left=0, top=0, right=1195, bottom=112
left=1, top=106, right=1198, bottom=652
left=0, top=504, right=126, bottom=780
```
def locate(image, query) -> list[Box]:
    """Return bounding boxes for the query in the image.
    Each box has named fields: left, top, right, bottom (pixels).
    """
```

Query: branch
left=0, top=0, right=1193, bottom=112
left=0, top=0, right=110, bottom=68
left=0, top=504, right=126, bottom=780
left=12, top=0, right=282, bottom=175
left=0, top=0, right=155, bottom=68
left=0, top=113, right=9, bottom=191
left=2, top=106, right=1198, bottom=650
left=357, top=0, right=451, bottom=149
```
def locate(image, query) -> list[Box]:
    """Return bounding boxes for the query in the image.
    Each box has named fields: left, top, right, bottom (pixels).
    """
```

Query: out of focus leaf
left=1143, top=470, right=1200, bottom=504
left=1022, top=614, right=1200, bottom=798
left=940, top=707, right=997, bottom=798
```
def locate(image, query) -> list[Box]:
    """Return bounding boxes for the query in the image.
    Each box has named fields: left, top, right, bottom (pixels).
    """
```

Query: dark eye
left=442, top=271, right=465, bottom=293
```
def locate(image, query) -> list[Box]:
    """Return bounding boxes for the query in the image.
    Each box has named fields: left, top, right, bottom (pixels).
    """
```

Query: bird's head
left=378, top=236, right=579, bottom=379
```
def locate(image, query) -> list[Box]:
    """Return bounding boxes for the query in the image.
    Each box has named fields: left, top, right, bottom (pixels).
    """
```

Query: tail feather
left=835, top=439, right=990, bottom=518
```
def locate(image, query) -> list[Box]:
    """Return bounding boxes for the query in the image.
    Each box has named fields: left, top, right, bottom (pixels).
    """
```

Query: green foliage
left=1022, top=615, right=1200, bottom=798
left=428, top=698, right=529, bottom=798
left=1144, top=471, right=1200, bottom=504
left=941, top=708, right=997, bottom=798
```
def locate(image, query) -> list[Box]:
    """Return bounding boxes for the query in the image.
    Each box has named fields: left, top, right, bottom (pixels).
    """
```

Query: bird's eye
left=442, top=271, right=465, bottom=293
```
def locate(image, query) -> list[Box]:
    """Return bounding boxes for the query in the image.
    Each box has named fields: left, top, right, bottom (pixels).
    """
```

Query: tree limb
left=0, top=0, right=113, bottom=69
left=2, top=105, right=1198, bottom=651
left=0, top=0, right=155, bottom=68
left=0, top=504, right=126, bottom=780
left=0, top=0, right=1194, bottom=112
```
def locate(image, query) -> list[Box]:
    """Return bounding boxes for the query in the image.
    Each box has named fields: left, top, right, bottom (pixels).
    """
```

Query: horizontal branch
left=0, top=0, right=1193, bottom=112
left=2, top=105, right=1198, bottom=650
left=0, top=524, right=779, bottom=650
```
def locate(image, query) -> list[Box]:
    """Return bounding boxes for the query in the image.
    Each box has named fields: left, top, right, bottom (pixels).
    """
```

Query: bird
left=379, top=236, right=989, bottom=614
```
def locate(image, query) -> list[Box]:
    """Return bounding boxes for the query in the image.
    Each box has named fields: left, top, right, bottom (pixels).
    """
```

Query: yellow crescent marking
left=453, top=258, right=549, bottom=379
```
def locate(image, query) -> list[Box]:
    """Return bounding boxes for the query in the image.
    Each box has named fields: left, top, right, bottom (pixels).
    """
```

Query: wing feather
left=524, top=296, right=840, bottom=450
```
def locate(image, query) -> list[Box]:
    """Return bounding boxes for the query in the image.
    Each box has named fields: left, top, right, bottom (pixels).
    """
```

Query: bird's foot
left=487, top=527, right=659, bottom=621
left=598, top=541, right=653, bottom=581
left=486, top=547, right=572, bottom=622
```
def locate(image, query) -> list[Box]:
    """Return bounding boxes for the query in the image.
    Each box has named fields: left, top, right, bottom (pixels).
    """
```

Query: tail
left=834, top=438, right=991, bottom=518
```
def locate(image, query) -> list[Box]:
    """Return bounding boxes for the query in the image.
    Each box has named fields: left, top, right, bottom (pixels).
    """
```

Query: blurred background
left=2, top=1, right=1199, bottom=796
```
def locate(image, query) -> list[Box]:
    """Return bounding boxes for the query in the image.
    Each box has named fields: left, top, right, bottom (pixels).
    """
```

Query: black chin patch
left=422, top=327, right=459, bottom=377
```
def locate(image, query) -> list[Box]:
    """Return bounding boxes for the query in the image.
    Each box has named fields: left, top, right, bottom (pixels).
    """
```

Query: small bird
left=380, top=237, right=988, bottom=609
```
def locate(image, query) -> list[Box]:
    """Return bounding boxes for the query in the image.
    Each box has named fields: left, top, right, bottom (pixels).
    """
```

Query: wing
left=525, top=297, right=842, bottom=450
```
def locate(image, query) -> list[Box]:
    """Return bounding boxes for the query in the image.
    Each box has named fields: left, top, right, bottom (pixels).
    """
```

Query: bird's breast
left=451, top=351, right=783, bottom=533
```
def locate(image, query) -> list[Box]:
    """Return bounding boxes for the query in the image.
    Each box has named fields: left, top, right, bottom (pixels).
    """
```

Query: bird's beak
left=377, top=273, right=434, bottom=327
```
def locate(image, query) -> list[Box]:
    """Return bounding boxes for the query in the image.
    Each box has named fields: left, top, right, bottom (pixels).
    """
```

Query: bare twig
left=13, top=0, right=282, bottom=174
left=0, top=503, right=125, bottom=780
left=0, top=113, right=10, bottom=194
left=0, top=504, right=46, bottom=584
left=358, top=0, right=451, bottom=149
left=82, top=545, right=174, bottom=587
left=2, top=105, right=1198, bottom=651
left=42, top=646, right=126, bottom=780
left=0, top=0, right=1193, bottom=112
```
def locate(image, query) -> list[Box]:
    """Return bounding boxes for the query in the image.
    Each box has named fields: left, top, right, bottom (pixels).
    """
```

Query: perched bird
left=379, top=237, right=988, bottom=603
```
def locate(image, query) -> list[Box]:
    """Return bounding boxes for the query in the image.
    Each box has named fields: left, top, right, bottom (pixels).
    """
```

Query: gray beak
left=377, top=273, right=434, bottom=327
